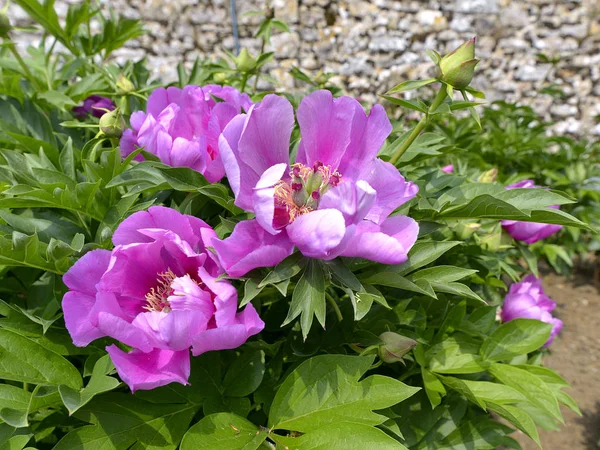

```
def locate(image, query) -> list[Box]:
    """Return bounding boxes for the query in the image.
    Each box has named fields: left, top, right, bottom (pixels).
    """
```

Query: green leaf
left=437, top=376, right=486, bottom=410
left=487, top=403, right=540, bottom=447
left=381, top=96, right=428, bottom=113
left=37, top=91, right=77, bottom=109
left=450, top=380, right=526, bottom=405
left=53, top=393, right=199, bottom=450
left=59, top=354, right=121, bottom=415
left=421, top=368, right=445, bottom=409
left=480, top=319, right=552, bottom=361
left=258, top=252, right=305, bottom=288
left=489, top=363, right=563, bottom=423
left=223, top=350, right=265, bottom=398
left=283, top=260, right=326, bottom=339
left=180, top=413, right=267, bottom=450
left=438, top=416, right=509, bottom=449
left=429, top=281, right=484, bottom=303
left=386, top=78, right=437, bottom=94
left=326, top=258, right=362, bottom=291
left=0, top=328, right=82, bottom=389
left=361, top=272, right=436, bottom=298
left=429, top=342, right=488, bottom=374
left=274, top=422, right=408, bottom=450
left=394, top=241, right=462, bottom=275
left=268, top=354, right=419, bottom=432
left=409, top=265, right=477, bottom=283
left=0, top=385, right=61, bottom=428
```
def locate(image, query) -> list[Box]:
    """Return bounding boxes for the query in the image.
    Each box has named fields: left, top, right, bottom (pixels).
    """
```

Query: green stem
left=240, top=72, right=249, bottom=92
left=388, top=83, right=448, bottom=165
left=253, top=39, right=266, bottom=93
left=5, top=40, right=44, bottom=90
left=325, top=292, right=343, bottom=322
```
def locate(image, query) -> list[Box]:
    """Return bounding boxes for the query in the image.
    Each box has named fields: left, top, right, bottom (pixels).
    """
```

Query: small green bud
left=213, top=72, right=227, bottom=83
left=378, top=332, right=417, bottom=363
left=438, top=37, right=480, bottom=89
left=455, top=222, right=481, bottom=240
left=0, top=12, right=12, bottom=37
left=477, top=168, right=498, bottom=183
left=99, top=108, right=126, bottom=138
left=236, top=49, right=257, bottom=73
left=116, top=74, right=135, bottom=94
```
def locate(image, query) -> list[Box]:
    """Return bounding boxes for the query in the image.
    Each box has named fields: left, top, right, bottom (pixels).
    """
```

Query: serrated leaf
left=480, top=319, right=552, bottom=361
left=180, top=413, right=267, bottom=450
left=268, top=355, right=419, bottom=432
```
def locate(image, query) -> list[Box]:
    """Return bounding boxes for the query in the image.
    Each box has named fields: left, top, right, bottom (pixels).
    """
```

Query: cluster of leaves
left=430, top=101, right=600, bottom=274
left=0, top=1, right=591, bottom=449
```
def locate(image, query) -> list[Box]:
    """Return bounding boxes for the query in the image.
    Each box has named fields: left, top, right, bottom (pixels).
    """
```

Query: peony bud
left=477, top=168, right=498, bottom=183
left=378, top=331, right=417, bottom=363
left=213, top=72, right=228, bottom=83
left=116, top=74, right=135, bottom=94
left=0, top=11, right=11, bottom=37
left=99, top=108, right=126, bottom=138
left=438, top=37, right=480, bottom=89
left=236, top=49, right=257, bottom=73
left=455, top=222, right=481, bottom=240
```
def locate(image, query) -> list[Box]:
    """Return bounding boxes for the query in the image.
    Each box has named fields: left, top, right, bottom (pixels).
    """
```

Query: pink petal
left=295, top=90, right=355, bottom=170
left=337, top=103, right=392, bottom=180
left=212, top=219, right=294, bottom=277
left=106, top=345, right=190, bottom=392
left=63, top=249, right=111, bottom=296
left=62, top=291, right=105, bottom=346
left=191, top=303, right=264, bottom=356
left=358, top=159, right=419, bottom=224
left=132, top=310, right=210, bottom=351
left=96, top=311, right=154, bottom=352
left=169, top=137, right=208, bottom=173
left=319, top=180, right=376, bottom=225
left=340, top=215, right=419, bottom=264
left=252, top=163, right=288, bottom=235
left=286, top=209, right=347, bottom=259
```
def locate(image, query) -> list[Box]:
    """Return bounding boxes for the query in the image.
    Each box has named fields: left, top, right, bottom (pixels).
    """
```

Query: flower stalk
left=389, top=83, right=448, bottom=165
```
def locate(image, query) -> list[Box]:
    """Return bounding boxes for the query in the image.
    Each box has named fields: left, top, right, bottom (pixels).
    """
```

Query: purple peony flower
left=62, top=206, right=264, bottom=391
left=120, top=85, right=252, bottom=183
left=73, top=95, right=116, bottom=119
left=441, top=164, right=454, bottom=173
left=501, top=180, right=563, bottom=244
left=501, top=274, right=563, bottom=347
left=213, top=90, right=419, bottom=277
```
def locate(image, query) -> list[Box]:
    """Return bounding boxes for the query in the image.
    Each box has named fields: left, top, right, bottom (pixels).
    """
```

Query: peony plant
left=0, top=5, right=590, bottom=450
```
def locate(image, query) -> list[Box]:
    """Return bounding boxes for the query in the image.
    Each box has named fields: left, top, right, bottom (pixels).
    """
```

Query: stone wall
left=6, top=0, right=600, bottom=136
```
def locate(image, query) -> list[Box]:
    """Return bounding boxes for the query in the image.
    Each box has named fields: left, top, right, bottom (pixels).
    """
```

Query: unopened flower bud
left=236, top=49, right=257, bottom=73
left=455, top=222, right=481, bottom=240
left=116, top=74, right=135, bottom=94
left=0, top=12, right=11, bottom=37
left=99, top=108, right=126, bottom=138
left=378, top=331, right=417, bottom=363
left=438, top=37, right=480, bottom=89
left=213, top=72, right=227, bottom=83
left=477, top=168, right=498, bottom=183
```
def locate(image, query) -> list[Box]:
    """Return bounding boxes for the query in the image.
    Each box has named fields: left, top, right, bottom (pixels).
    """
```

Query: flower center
left=273, top=161, right=342, bottom=225
left=144, top=269, right=177, bottom=312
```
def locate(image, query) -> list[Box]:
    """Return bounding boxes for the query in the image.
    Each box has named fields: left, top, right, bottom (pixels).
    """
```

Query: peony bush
left=0, top=3, right=593, bottom=450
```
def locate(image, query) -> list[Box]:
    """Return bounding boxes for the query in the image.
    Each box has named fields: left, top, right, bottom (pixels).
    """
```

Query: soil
left=518, top=271, right=600, bottom=450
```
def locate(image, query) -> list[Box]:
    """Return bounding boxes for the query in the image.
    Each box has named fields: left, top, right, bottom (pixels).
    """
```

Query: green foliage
left=0, top=2, right=589, bottom=449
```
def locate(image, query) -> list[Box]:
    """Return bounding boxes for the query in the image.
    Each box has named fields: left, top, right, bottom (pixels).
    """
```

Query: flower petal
left=168, top=137, right=208, bottom=174
left=295, top=90, right=355, bottom=170
left=63, top=249, right=111, bottom=296
left=106, top=345, right=190, bottom=392
left=340, top=215, right=419, bottom=264
left=358, top=159, right=419, bottom=224
left=62, top=291, right=105, bottom=346
left=212, top=219, right=294, bottom=277
left=252, top=163, right=288, bottom=235
left=191, top=303, right=264, bottom=356
left=319, top=180, right=376, bottom=225
left=286, top=209, right=347, bottom=259
left=337, top=103, right=392, bottom=180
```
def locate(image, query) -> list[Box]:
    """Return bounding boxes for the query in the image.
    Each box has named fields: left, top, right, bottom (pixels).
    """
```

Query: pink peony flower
left=441, top=164, right=454, bottom=173
left=62, top=206, right=264, bottom=391
left=213, top=90, right=419, bottom=277
left=501, top=274, right=563, bottom=347
left=501, top=180, right=563, bottom=244
left=73, top=95, right=115, bottom=119
left=120, top=85, right=253, bottom=183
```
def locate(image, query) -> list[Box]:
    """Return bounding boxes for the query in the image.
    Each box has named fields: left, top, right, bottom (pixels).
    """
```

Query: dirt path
left=518, top=272, right=600, bottom=450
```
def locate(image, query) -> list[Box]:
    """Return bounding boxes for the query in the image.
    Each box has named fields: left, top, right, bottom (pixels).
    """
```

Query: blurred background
left=7, top=0, right=600, bottom=136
